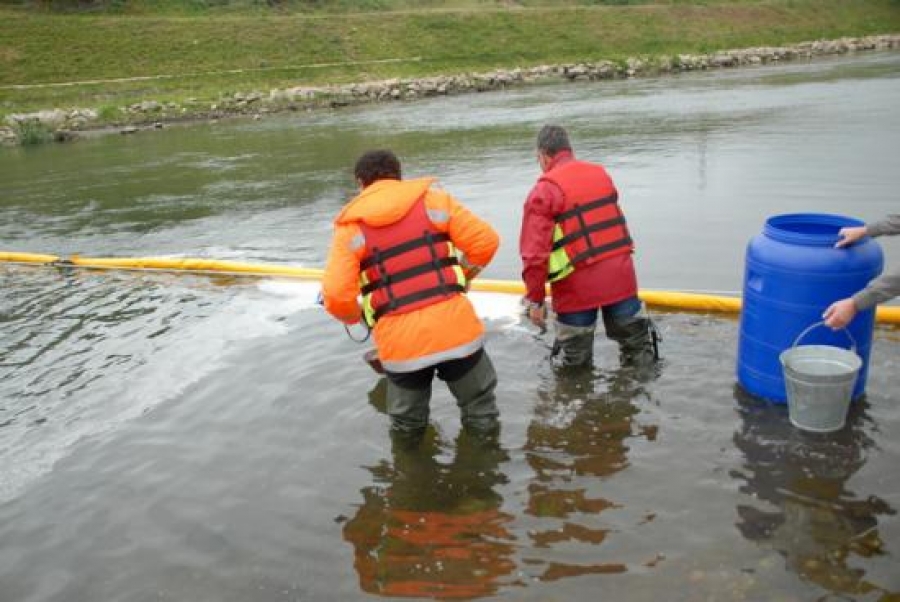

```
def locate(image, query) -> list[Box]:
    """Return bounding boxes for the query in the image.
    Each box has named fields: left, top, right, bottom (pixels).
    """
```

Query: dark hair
left=354, top=150, right=402, bottom=187
left=536, top=124, right=572, bottom=157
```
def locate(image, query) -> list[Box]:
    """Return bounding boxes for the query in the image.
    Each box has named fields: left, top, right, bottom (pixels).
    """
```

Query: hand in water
left=519, top=297, right=548, bottom=332
left=528, top=304, right=547, bottom=331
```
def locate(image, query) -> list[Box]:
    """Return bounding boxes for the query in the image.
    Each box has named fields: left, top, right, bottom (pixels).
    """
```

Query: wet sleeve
left=519, top=181, right=558, bottom=304
left=322, top=225, right=363, bottom=324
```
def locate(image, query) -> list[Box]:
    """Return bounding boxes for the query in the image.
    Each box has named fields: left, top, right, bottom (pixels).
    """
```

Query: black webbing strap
left=552, top=216, right=627, bottom=250
left=555, top=192, right=618, bottom=222
left=360, top=256, right=459, bottom=295
left=370, top=246, right=399, bottom=314
left=574, top=204, right=592, bottom=255
left=565, top=235, right=633, bottom=267
left=359, top=231, right=451, bottom=271
left=424, top=230, right=449, bottom=294
left=371, top=283, right=466, bottom=322
left=548, top=235, right=633, bottom=281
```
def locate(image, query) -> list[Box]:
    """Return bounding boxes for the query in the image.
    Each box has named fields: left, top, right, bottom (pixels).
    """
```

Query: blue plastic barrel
left=737, top=213, right=883, bottom=404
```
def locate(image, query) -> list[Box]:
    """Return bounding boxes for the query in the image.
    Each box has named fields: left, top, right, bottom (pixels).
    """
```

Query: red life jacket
left=540, top=159, right=633, bottom=282
left=359, top=199, right=466, bottom=326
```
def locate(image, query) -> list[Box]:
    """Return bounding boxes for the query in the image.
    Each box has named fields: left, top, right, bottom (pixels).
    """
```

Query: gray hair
left=536, top=125, right=572, bottom=156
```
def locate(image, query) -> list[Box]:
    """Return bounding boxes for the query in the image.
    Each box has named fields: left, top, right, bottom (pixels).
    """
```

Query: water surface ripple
left=1, top=52, right=899, bottom=601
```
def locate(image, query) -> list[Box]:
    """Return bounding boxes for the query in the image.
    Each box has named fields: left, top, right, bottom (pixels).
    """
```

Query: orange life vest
left=540, top=160, right=633, bottom=282
left=359, top=199, right=466, bottom=327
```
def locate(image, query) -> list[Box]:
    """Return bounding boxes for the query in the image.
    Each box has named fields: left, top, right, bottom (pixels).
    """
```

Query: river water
left=1, top=52, right=899, bottom=601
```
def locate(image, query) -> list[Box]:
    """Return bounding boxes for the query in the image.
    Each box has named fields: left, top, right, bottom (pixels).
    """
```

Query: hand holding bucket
left=779, top=321, right=862, bottom=433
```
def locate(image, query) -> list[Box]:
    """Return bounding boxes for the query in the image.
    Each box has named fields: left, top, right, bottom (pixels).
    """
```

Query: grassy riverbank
left=1, top=0, right=899, bottom=128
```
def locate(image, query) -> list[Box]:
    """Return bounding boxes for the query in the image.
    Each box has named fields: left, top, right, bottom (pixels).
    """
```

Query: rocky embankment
left=2, top=34, right=898, bottom=146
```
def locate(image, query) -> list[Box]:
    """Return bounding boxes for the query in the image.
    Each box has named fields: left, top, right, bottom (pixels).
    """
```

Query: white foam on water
left=1, top=278, right=531, bottom=503
left=256, top=279, right=323, bottom=310
left=0, top=280, right=325, bottom=504
left=470, top=290, right=536, bottom=336
left=469, top=290, right=523, bottom=321
left=255, top=281, right=527, bottom=325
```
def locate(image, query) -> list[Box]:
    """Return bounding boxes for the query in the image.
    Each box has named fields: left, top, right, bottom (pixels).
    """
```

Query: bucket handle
left=792, top=320, right=857, bottom=352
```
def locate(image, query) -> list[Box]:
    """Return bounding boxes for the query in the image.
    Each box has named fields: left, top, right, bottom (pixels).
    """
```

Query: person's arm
left=851, top=214, right=900, bottom=308
left=321, top=225, right=363, bottom=324
left=867, top=214, right=900, bottom=237
left=823, top=270, right=900, bottom=329
left=519, top=181, right=559, bottom=328
left=822, top=298, right=858, bottom=329
left=835, top=214, right=900, bottom=248
left=825, top=214, right=900, bottom=328
left=441, top=191, right=499, bottom=280
left=852, top=270, right=900, bottom=311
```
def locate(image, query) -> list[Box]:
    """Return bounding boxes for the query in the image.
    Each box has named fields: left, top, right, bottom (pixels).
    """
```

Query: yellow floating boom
left=2, top=251, right=898, bottom=324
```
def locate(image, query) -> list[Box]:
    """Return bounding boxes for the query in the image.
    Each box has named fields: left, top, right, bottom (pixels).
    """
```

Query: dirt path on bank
left=0, top=57, right=421, bottom=90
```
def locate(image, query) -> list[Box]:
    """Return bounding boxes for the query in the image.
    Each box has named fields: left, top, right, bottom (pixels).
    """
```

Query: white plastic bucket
left=779, top=322, right=862, bottom=433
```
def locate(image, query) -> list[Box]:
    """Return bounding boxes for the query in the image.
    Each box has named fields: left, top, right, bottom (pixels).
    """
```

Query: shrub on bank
left=13, top=119, right=53, bottom=146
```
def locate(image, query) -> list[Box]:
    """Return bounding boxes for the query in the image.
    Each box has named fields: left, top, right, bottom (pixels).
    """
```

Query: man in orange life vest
left=519, top=125, right=657, bottom=368
left=322, top=150, right=501, bottom=439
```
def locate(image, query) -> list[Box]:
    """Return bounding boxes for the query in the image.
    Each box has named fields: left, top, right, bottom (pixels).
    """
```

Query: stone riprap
left=2, top=34, right=898, bottom=145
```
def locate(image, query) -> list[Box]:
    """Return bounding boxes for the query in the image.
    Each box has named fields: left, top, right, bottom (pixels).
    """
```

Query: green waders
left=551, top=321, right=597, bottom=368
left=385, top=381, right=433, bottom=435
left=552, top=306, right=660, bottom=369
left=386, top=350, right=500, bottom=440
left=603, top=310, right=659, bottom=367
left=447, top=352, right=500, bottom=434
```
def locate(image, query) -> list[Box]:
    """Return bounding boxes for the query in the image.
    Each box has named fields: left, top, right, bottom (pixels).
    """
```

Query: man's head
left=354, top=150, right=402, bottom=188
left=536, top=125, right=572, bottom=156
left=536, top=125, right=572, bottom=171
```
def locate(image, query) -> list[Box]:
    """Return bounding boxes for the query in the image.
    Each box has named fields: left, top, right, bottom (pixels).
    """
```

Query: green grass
left=1, top=0, right=899, bottom=123
left=10, top=119, right=54, bottom=145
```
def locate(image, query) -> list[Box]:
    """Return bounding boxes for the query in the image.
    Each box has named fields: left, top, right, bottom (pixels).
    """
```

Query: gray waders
left=386, top=351, right=500, bottom=439
left=552, top=307, right=660, bottom=368
left=603, top=309, right=660, bottom=367
left=386, top=381, right=433, bottom=435
left=551, top=321, right=597, bottom=368
left=448, top=352, right=500, bottom=434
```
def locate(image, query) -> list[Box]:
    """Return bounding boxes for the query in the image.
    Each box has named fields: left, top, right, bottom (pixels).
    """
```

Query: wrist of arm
left=527, top=298, right=545, bottom=310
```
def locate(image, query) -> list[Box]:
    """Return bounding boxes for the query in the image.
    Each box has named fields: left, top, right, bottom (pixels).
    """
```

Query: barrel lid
left=764, top=213, right=865, bottom=247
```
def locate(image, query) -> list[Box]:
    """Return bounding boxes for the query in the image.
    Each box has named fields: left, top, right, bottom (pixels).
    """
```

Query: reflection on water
left=521, top=364, right=660, bottom=584
left=344, top=365, right=663, bottom=598
left=2, top=51, right=900, bottom=602
left=342, top=379, right=516, bottom=598
left=731, top=388, right=897, bottom=597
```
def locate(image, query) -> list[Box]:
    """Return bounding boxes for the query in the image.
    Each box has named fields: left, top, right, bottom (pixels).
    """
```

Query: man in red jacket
left=519, top=125, right=657, bottom=368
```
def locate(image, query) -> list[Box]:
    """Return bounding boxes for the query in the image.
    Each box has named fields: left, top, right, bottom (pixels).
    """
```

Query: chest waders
left=386, top=349, right=499, bottom=444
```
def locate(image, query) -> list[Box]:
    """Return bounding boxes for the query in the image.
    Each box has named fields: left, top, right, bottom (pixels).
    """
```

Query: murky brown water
left=1, top=52, right=899, bottom=600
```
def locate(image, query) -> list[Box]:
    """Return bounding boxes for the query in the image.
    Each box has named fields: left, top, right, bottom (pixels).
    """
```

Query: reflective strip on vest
left=380, top=337, right=484, bottom=373
left=547, top=200, right=633, bottom=282
left=547, top=224, right=575, bottom=283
